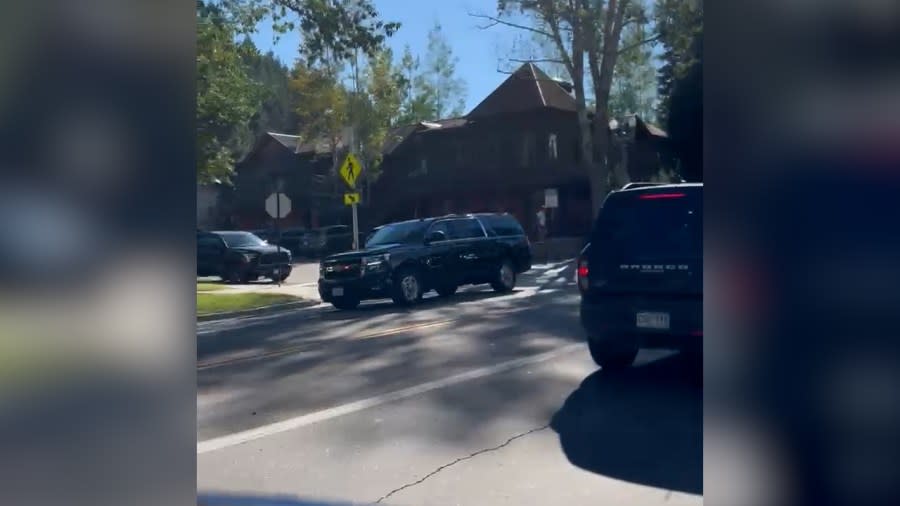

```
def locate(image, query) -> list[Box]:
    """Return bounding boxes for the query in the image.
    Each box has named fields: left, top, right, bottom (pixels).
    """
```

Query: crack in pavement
left=372, top=424, right=551, bottom=504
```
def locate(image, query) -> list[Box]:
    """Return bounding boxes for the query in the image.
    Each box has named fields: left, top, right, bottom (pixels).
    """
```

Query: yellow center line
left=197, top=319, right=456, bottom=370
left=356, top=319, right=455, bottom=340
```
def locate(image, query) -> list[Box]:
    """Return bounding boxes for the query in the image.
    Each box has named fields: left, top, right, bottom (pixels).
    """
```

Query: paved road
left=197, top=262, right=702, bottom=506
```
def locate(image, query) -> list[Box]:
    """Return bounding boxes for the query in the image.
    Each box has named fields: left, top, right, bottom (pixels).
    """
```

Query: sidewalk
left=197, top=261, right=322, bottom=301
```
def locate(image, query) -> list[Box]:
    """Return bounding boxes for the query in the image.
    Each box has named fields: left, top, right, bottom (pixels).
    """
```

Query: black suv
left=318, top=213, right=532, bottom=309
left=197, top=231, right=292, bottom=283
left=578, top=183, right=702, bottom=370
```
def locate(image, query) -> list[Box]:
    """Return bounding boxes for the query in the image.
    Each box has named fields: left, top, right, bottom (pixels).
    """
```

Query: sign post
left=265, top=192, right=291, bottom=284
left=338, top=153, right=363, bottom=250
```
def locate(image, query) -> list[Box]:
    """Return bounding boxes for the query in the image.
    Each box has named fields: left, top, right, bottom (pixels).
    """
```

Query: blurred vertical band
left=0, top=1, right=195, bottom=506
left=707, top=1, right=900, bottom=506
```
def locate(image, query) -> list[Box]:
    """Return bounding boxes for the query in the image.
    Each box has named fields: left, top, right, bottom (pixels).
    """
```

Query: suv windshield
left=216, top=232, right=266, bottom=248
left=365, top=221, right=428, bottom=247
left=593, top=189, right=701, bottom=260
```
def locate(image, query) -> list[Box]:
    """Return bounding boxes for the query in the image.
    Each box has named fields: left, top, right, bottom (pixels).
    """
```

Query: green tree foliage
left=655, top=0, right=701, bottom=181
left=609, top=21, right=658, bottom=121
left=289, top=60, right=348, bottom=156
left=396, top=45, right=437, bottom=124
left=419, top=22, right=468, bottom=119
left=288, top=47, right=406, bottom=186
left=197, top=1, right=265, bottom=184
left=357, top=48, right=405, bottom=178
left=393, top=23, right=468, bottom=125
left=654, top=0, right=702, bottom=122
left=218, top=0, right=400, bottom=64
left=666, top=28, right=701, bottom=181
left=242, top=47, right=297, bottom=139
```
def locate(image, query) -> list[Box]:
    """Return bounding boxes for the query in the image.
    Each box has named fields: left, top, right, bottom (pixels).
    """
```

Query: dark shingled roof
left=267, top=132, right=300, bottom=150
left=382, top=117, right=471, bottom=155
left=466, top=62, right=576, bottom=118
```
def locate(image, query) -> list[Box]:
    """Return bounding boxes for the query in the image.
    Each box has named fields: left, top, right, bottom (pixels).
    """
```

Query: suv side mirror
left=425, top=230, right=447, bottom=244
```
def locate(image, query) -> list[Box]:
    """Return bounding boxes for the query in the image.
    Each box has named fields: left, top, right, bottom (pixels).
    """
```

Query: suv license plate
left=636, top=312, right=670, bottom=330
left=332, top=287, right=344, bottom=297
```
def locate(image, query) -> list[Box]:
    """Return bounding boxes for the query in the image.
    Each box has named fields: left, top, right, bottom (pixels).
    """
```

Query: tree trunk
left=589, top=123, right=610, bottom=217
left=573, top=77, right=593, bottom=174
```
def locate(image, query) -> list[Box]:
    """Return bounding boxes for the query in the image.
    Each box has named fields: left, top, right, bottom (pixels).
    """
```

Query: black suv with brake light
left=318, top=213, right=532, bottom=309
left=578, top=183, right=702, bottom=370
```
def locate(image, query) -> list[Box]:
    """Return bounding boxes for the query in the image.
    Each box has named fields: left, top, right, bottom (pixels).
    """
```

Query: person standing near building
left=536, top=205, right=547, bottom=242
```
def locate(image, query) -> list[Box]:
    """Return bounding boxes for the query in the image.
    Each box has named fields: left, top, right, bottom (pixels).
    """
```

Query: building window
left=522, top=132, right=536, bottom=166
left=548, top=133, right=558, bottom=160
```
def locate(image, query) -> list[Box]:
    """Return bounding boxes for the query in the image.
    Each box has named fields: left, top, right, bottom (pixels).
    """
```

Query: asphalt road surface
left=197, top=263, right=702, bottom=506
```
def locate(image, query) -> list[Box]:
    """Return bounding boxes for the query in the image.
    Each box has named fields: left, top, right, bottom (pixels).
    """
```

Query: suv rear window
left=591, top=187, right=701, bottom=260
left=480, top=214, right=524, bottom=237
left=448, top=219, right=486, bottom=239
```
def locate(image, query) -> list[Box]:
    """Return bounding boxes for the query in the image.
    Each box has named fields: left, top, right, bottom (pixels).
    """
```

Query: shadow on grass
left=550, top=353, right=702, bottom=495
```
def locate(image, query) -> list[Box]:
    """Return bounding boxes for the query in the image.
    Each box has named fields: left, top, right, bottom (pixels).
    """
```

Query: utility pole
left=351, top=48, right=361, bottom=250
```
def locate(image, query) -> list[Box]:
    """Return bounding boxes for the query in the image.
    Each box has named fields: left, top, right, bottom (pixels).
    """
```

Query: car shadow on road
left=317, top=288, right=525, bottom=319
left=549, top=353, right=702, bottom=495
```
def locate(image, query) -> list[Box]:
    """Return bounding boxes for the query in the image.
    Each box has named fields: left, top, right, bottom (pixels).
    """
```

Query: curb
left=197, top=299, right=320, bottom=322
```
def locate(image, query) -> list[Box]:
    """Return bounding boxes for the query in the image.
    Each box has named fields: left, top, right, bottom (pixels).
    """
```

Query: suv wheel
left=392, top=268, right=422, bottom=306
left=588, top=340, right=638, bottom=371
left=331, top=297, right=360, bottom=310
left=224, top=267, right=244, bottom=284
left=490, top=259, right=516, bottom=293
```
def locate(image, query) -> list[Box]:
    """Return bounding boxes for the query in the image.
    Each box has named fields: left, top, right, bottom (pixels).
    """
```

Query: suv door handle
left=460, top=253, right=477, bottom=260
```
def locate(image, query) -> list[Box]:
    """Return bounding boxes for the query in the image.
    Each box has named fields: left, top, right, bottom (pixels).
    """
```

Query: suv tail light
left=577, top=257, right=590, bottom=293
left=639, top=192, right=686, bottom=200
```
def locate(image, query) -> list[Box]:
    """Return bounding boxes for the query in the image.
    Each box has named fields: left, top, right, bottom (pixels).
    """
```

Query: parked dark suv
left=318, top=213, right=532, bottom=309
left=578, top=183, right=702, bottom=370
left=197, top=231, right=292, bottom=283
left=294, top=225, right=359, bottom=258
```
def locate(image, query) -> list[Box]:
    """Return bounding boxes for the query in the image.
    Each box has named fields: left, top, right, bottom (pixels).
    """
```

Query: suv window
left=197, top=235, right=224, bottom=249
left=427, top=220, right=451, bottom=239
left=366, top=221, right=428, bottom=246
left=480, top=214, right=524, bottom=237
left=592, top=188, right=701, bottom=260
left=326, top=226, right=349, bottom=236
left=448, top=219, right=485, bottom=240
left=216, top=232, right=266, bottom=248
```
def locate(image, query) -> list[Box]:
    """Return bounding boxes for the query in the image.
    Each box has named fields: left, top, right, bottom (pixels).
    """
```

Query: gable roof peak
left=466, top=61, right=576, bottom=118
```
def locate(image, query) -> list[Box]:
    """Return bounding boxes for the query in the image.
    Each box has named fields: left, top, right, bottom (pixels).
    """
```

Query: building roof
left=267, top=132, right=300, bottom=150
left=295, top=136, right=344, bottom=155
left=382, top=117, right=471, bottom=155
left=466, top=62, right=577, bottom=118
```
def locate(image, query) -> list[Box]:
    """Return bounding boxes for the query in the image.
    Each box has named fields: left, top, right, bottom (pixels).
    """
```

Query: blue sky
left=248, top=0, right=552, bottom=113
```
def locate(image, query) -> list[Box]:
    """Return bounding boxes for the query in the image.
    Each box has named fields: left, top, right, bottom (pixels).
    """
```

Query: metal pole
left=275, top=191, right=282, bottom=286
left=351, top=201, right=359, bottom=250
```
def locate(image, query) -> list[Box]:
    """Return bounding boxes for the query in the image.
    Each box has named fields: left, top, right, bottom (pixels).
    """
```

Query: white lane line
left=197, top=343, right=583, bottom=454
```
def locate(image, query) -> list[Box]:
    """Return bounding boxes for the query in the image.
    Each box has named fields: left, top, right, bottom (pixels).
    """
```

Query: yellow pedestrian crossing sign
left=343, top=192, right=361, bottom=206
left=339, top=153, right=362, bottom=188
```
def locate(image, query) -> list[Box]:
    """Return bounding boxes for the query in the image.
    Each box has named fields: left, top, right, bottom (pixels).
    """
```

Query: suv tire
left=490, top=259, right=516, bottom=293
left=588, top=340, right=638, bottom=371
left=392, top=268, right=423, bottom=306
left=331, top=297, right=360, bottom=310
left=224, top=267, right=245, bottom=284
